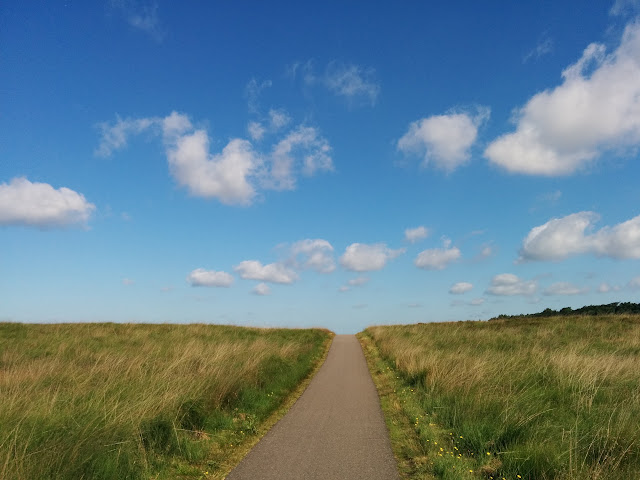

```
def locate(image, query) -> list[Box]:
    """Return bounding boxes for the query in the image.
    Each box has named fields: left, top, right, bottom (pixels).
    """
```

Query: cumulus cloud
left=470, top=298, right=485, bottom=306
left=340, top=243, right=405, bottom=272
left=166, top=131, right=259, bottom=205
left=449, top=282, right=473, bottom=294
left=186, top=268, right=234, bottom=287
left=252, top=283, right=271, bottom=295
left=398, top=107, right=490, bottom=171
left=234, top=260, right=298, bottom=284
left=405, top=226, right=429, bottom=243
left=289, top=239, right=335, bottom=273
left=0, top=177, right=95, bottom=228
left=486, top=273, right=537, bottom=296
left=485, top=22, right=640, bottom=175
left=415, top=240, right=461, bottom=270
left=543, top=282, right=588, bottom=296
left=323, top=62, right=380, bottom=106
left=629, top=277, right=640, bottom=289
left=122, top=278, right=135, bottom=285
left=97, top=111, right=333, bottom=206
left=519, top=212, right=640, bottom=261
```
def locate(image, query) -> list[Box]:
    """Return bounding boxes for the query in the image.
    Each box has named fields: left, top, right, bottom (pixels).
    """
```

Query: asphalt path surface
left=226, top=335, right=399, bottom=479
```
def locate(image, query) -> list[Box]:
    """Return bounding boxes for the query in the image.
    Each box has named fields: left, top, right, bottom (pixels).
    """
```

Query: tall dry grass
left=0, top=322, right=329, bottom=479
left=365, top=315, right=640, bottom=479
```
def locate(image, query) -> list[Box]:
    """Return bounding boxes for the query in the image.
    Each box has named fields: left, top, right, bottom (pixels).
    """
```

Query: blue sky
left=1, top=1, right=639, bottom=333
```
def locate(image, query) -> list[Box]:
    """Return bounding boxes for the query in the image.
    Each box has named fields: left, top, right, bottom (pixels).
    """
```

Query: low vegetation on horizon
left=361, top=314, right=640, bottom=480
left=0, top=322, right=331, bottom=480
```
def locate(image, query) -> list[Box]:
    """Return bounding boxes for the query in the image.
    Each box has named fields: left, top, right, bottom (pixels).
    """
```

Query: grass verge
left=0, top=323, right=333, bottom=480
left=360, top=315, right=640, bottom=480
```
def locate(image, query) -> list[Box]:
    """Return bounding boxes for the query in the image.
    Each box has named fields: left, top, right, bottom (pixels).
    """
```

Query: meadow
left=360, top=315, right=640, bottom=480
left=0, top=322, right=331, bottom=480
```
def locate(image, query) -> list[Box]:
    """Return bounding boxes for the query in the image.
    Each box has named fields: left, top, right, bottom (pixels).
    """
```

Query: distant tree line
left=490, top=302, right=640, bottom=321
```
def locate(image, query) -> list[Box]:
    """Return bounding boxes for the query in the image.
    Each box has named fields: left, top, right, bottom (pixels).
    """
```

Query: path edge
left=219, top=331, right=335, bottom=479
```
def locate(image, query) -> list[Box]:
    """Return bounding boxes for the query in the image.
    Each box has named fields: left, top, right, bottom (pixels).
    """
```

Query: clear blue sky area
left=1, top=1, right=639, bottom=333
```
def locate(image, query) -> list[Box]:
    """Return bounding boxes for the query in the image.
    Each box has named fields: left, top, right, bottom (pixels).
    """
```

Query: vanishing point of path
left=226, top=335, right=399, bottom=480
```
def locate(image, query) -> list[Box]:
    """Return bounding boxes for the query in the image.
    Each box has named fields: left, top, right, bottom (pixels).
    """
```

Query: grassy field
left=360, top=315, right=640, bottom=480
left=0, top=322, right=331, bottom=480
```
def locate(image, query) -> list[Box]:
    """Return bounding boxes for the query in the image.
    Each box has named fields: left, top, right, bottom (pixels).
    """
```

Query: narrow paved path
left=226, top=335, right=399, bottom=480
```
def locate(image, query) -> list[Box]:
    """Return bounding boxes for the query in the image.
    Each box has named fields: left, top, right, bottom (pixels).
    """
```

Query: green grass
left=360, top=315, right=640, bottom=480
left=0, top=322, right=332, bottom=480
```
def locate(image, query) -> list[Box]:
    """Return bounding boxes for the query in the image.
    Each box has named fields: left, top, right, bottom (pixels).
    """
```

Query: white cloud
left=122, top=278, right=135, bottom=286
left=340, top=276, right=369, bottom=292
left=629, top=276, right=640, bottom=289
left=248, top=121, right=266, bottom=141
left=520, top=212, right=640, bottom=261
left=610, top=0, right=640, bottom=16
left=252, top=283, right=271, bottom=296
left=268, top=109, right=291, bottom=130
left=486, top=273, right=537, bottom=296
left=289, top=239, right=335, bottom=273
left=95, top=115, right=158, bottom=157
left=470, top=298, right=485, bottom=306
left=415, top=240, right=461, bottom=270
left=449, top=282, right=473, bottom=294
left=543, top=282, right=588, bottom=296
left=0, top=177, right=95, bottom=228
left=234, top=260, right=298, bottom=284
left=398, top=107, right=490, bottom=171
left=186, top=268, right=234, bottom=287
left=597, top=282, right=618, bottom=293
left=268, top=126, right=333, bottom=190
left=480, top=245, right=494, bottom=258
left=248, top=110, right=290, bottom=142
left=486, top=22, right=640, bottom=175
left=404, top=226, right=429, bottom=243
left=166, top=131, right=259, bottom=205
left=97, top=111, right=333, bottom=205
left=340, top=243, right=405, bottom=272
left=162, top=111, right=193, bottom=138
left=348, top=276, right=369, bottom=286
left=245, top=78, right=272, bottom=114
left=323, top=62, right=380, bottom=106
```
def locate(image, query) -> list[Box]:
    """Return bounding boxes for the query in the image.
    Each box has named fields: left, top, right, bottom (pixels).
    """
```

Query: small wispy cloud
left=111, top=0, right=164, bottom=42
left=323, top=62, right=380, bottom=106
left=289, top=60, right=380, bottom=107
left=523, top=34, right=553, bottom=63
left=610, top=0, right=640, bottom=16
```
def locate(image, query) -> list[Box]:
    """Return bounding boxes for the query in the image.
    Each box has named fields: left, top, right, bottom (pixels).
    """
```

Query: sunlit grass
left=0, top=322, right=331, bottom=479
left=361, top=315, right=640, bottom=479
